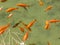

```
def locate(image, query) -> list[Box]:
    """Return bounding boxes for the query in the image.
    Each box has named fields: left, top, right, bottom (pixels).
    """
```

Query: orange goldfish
left=0, top=23, right=10, bottom=35
left=16, top=3, right=30, bottom=11
left=49, top=19, right=60, bottom=23
left=45, top=21, right=50, bottom=30
left=27, top=19, right=36, bottom=28
left=18, top=26, right=24, bottom=32
left=39, top=0, right=44, bottom=6
left=0, top=23, right=10, bottom=31
left=22, top=32, right=28, bottom=41
left=16, top=3, right=29, bottom=7
left=6, top=8, right=18, bottom=12
left=22, top=19, right=36, bottom=31
left=45, top=5, right=52, bottom=12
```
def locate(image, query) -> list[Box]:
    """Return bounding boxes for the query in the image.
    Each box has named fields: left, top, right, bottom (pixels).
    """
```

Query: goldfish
left=27, top=19, right=36, bottom=28
left=18, top=26, right=24, bottom=32
left=22, top=19, right=36, bottom=31
left=7, top=13, right=13, bottom=18
left=16, top=3, right=29, bottom=7
left=45, top=24, right=49, bottom=30
left=49, top=19, right=60, bottom=23
left=45, top=5, right=52, bottom=12
left=16, top=3, right=29, bottom=11
left=39, top=0, right=44, bottom=6
left=0, top=23, right=10, bottom=31
left=45, top=20, right=50, bottom=30
left=6, top=8, right=18, bottom=12
left=12, top=21, right=22, bottom=28
left=22, top=32, right=28, bottom=41
left=0, top=23, right=10, bottom=35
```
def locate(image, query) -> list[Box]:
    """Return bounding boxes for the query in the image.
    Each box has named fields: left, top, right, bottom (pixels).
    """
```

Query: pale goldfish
left=7, top=13, right=13, bottom=18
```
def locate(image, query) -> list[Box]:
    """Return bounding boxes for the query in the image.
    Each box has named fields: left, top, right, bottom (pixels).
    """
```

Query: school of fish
left=0, top=0, right=60, bottom=45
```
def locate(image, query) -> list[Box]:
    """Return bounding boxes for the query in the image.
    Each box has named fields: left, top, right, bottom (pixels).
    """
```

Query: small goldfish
left=16, top=3, right=29, bottom=11
left=49, top=19, right=60, bottom=23
left=6, top=8, right=18, bottom=12
left=45, top=24, right=50, bottom=30
left=39, top=0, right=44, bottom=6
left=27, top=19, right=36, bottom=28
left=16, top=3, right=29, bottom=7
left=18, top=26, right=24, bottom=32
left=0, top=23, right=10, bottom=31
left=45, top=5, right=52, bottom=12
left=22, top=19, right=36, bottom=31
left=0, top=23, right=10, bottom=35
left=22, top=32, right=28, bottom=41
left=45, top=21, right=50, bottom=30
left=7, top=13, right=13, bottom=18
